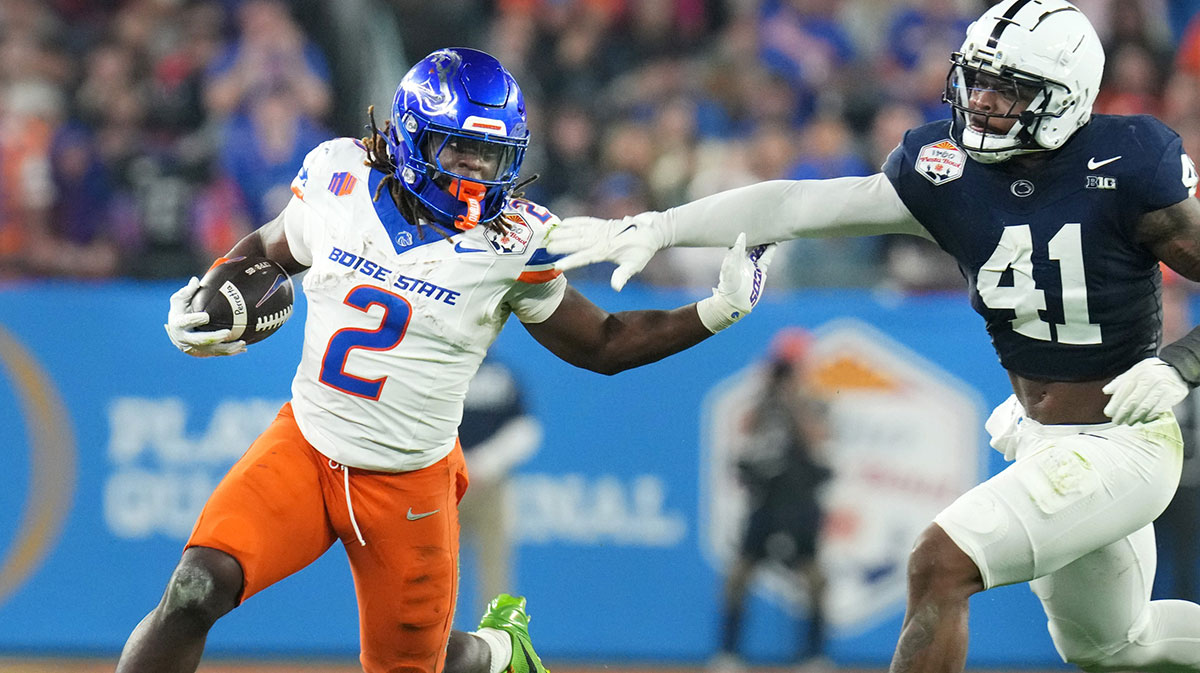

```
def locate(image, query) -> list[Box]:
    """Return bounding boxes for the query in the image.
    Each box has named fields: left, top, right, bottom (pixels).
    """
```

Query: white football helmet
left=945, top=0, right=1104, bottom=163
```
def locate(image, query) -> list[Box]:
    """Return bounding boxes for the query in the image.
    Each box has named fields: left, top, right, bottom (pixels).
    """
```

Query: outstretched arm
left=548, top=174, right=927, bottom=290
left=525, top=236, right=776, bottom=375
left=523, top=286, right=712, bottom=375
left=663, top=174, right=929, bottom=246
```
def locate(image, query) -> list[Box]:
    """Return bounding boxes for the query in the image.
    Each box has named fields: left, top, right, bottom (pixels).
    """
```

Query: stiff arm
left=548, top=173, right=931, bottom=290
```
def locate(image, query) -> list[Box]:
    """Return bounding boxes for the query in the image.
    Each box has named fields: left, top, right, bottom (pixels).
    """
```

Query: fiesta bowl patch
left=916, top=140, right=966, bottom=185
left=487, top=214, right=534, bottom=254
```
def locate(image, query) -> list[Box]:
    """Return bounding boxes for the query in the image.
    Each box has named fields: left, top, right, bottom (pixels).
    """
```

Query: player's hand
left=164, top=277, right=246, bottom=357
left=696, top=233, right=777, bottom=333
left=547, top=213, right=667, bottom=291
left=1102, top=357, right=1189, bottom=425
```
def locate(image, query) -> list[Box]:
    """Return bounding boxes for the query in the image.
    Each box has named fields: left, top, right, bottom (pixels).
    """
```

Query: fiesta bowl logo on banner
left=699, top=319, right=983, bottom=633
left=0, top=326, right=76, bottom=608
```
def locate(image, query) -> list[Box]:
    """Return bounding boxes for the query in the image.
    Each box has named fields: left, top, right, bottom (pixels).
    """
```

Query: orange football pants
left=187, top=403, right=469, bottom=673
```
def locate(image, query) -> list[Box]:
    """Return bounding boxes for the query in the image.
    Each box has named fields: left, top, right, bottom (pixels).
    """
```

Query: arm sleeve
left=659, top=174, right=932, bottom=247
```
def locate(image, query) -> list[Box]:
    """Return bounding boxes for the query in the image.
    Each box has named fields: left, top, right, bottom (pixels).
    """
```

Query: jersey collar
left=368, top=168, right=455, bottom=254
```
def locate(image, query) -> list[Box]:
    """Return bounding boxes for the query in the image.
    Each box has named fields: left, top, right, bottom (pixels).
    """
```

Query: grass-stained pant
left=937, top=397, right=1200, bottom=672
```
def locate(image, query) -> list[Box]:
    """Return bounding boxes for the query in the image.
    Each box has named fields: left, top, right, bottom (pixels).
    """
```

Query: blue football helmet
left=386, top=48, right=529, bottom=230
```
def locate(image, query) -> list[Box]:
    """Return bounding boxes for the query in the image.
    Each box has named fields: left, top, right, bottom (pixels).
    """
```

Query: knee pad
left=1044, top=612, right=1116, bottom=670
left=1046, top=611, right=1151, bottom=673
left=1081, top=604, right=1200, bottom=673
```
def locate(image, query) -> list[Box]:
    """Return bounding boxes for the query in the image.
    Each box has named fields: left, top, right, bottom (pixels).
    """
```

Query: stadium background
left=5, top=0, right=1200, bottom=671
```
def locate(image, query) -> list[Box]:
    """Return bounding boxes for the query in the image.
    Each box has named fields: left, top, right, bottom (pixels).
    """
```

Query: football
left=189, top=256, right=294, bottom=345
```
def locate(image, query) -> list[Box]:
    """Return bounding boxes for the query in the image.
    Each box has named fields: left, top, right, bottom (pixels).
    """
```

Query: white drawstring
left=331, top=459, right=367, bottom=546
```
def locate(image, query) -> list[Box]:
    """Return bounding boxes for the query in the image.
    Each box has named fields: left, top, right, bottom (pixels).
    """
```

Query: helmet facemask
left=945, top=54, right=1064, bottom=163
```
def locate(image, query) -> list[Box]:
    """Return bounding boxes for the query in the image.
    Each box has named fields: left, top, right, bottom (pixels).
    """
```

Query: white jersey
left=279, top=138, right=566, bottom=472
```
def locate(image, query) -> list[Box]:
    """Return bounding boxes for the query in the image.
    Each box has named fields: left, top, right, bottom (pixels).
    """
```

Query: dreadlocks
left=361, top=106, right=514, bottom=238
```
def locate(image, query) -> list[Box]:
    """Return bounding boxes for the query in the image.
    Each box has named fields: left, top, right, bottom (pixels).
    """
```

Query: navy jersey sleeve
left=1136, top=117, right=1197, bottom=212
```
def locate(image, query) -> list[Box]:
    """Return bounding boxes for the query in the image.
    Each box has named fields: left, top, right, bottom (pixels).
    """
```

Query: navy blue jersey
left=883, top=115, right=1195, bottom=381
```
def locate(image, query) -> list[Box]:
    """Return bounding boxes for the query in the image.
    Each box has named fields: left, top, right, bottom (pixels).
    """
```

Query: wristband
left=696, top=293, right=742, bottom=333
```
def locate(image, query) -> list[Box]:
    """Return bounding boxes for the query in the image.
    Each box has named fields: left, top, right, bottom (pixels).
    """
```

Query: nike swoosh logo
left=256, top=274, right=288, bottom=308
left=454, top=241, right=488, bottom=254
left=406, top=508, right=440, bottom=521
left=1087, top=155, right=1122, bottom=170
left=618, top=223, right=638, bottom=236
left=518, top=639, right=540, bottom=673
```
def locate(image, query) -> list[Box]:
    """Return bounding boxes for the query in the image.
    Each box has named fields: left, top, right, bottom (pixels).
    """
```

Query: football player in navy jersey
left=548, top=1, right=1200, bottom=671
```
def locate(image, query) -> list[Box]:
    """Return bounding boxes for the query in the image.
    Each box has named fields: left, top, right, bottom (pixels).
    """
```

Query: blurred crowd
left=6, top=0, right=1200, bottom=290
left=1, top=0, right=332, bottom=280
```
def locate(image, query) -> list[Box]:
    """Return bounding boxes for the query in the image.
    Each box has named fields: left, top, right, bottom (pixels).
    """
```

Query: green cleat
left=478, top=593, right=550, bottom=673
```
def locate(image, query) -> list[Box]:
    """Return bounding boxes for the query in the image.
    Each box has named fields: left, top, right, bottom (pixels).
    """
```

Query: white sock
left=475, top=627, right=512, bottom=673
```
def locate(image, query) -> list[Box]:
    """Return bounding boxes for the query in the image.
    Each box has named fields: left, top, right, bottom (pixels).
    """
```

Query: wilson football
left=190, top=256, right=294, bottom=345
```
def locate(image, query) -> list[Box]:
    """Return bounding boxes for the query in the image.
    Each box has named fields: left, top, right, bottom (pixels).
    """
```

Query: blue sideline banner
left=2, top=280, right=1070, bottom=666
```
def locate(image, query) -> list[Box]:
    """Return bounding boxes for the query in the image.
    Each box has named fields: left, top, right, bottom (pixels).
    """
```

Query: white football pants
left=936, top=396, right=1200, bottom=671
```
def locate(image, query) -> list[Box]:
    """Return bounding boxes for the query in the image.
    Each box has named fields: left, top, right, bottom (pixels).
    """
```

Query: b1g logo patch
left=487, top=214, right=533, bottom=254
left=916, top=140, right=966, bottom=185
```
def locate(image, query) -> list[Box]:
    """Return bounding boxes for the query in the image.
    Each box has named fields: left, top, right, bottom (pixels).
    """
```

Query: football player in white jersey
left=120, top=48, right=776, bottom=673
left=547, top=2, right=1200, bottom=672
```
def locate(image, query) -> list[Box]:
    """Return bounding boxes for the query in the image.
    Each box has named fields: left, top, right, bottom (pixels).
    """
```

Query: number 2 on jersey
left=976, top=223, right=1101, bottom=345
left=319, top=285, right=412, bottom=399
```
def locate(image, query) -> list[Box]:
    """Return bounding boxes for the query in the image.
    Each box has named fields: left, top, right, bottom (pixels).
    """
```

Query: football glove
left=548, top=213, right=667, bottom=291
left=164, top=276, right=246, bottom=357
left=696, top=233, right=777, bottom=333
left=1102, top=357, right=1189, bottom=425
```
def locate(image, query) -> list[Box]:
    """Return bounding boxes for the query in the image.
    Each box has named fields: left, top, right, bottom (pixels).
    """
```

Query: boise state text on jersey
left=279, top=138, right=565, bottom=472
left=884, top=115, right=1198, bottom=381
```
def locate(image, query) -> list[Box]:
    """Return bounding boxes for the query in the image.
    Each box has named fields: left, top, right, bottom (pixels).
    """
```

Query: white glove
left=1102, top=357, right=1189, bottom=425
left=547, top=213, right=667, bottom=291
left=695, top=233, right=777, bottom=333
left=164, top=277, right=246, bottom=357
